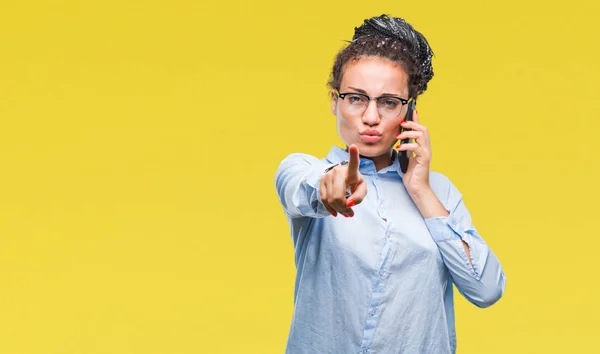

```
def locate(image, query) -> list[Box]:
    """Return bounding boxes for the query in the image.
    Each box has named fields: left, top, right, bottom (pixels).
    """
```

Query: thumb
left=347, top=177, right=367, bottom=206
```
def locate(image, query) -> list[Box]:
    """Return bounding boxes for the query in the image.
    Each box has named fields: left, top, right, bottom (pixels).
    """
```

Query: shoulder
left=275, top=152, right=329, bottom=176
left=428, top=170, right=451, bottom=187
left=427, top=170, right=463, bottom=207
left=279, top=152, right=323, bottom=164
left=277, top=152, right=326, bottom=169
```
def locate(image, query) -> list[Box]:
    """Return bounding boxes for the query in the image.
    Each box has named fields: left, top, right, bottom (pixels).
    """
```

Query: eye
left=346, top=94, right=367, bottom=105
left=381, top=98, right=400, bottom=108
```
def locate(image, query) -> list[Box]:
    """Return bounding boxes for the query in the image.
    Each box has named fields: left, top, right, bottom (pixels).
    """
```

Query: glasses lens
left=377, top=97, right=403, bottom=119
left=342, top=93, right=368, bottom=115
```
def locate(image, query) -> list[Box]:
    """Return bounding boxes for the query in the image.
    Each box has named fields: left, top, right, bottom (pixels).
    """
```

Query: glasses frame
left=335, top=89, right=412, bottom=119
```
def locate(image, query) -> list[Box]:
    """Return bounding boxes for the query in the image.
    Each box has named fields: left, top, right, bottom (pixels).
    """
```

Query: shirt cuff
left=424, top=211, right=474, bottom=246
left=424, top=213, right=480, bottom=280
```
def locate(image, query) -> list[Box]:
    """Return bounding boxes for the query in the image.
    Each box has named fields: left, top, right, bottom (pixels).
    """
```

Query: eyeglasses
left=335, top=89, right=411, bottom=119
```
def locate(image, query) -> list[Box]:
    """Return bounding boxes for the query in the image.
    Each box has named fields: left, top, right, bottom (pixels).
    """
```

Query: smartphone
left=398, top=98, right=416, bottom=173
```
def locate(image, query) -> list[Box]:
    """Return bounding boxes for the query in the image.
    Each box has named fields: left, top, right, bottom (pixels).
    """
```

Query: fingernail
left=399, top=119, right=405, bottom=124
left=332, top=212, right=337, bottom=217
left=395, top=134, right=401, bottom=139
left=416, top=110, right=419, bottom=115
left=347, top=199, right=355, bottom=207
left=396, top=144, right=401, bottom=149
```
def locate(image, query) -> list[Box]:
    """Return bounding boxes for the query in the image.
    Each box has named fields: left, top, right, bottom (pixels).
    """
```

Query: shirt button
left=370, top=310, right=377, bottom=317
left=361, top=349, right=369, bottom=354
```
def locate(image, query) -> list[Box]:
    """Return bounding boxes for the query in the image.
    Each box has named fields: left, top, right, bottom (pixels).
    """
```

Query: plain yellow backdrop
left=1, top=0, right=599, bottom=353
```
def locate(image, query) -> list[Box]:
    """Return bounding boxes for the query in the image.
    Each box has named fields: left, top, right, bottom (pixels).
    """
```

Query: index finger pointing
left=346, top=144, right=360, bottom=182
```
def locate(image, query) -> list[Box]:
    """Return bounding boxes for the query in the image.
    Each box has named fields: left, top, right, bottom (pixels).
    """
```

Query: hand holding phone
left=398, top=99, right=416, bottom=173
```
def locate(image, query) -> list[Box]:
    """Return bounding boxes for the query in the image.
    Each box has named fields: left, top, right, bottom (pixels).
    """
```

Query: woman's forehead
left=340, top=57, right=409, bottom=95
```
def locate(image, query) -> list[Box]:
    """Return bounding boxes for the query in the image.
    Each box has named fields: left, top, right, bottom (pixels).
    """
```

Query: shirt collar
left=325, top=145, right=404, bottom=177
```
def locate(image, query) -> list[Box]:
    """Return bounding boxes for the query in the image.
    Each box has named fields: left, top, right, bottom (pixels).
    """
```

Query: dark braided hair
left=328, top=14, right=434, bottom=99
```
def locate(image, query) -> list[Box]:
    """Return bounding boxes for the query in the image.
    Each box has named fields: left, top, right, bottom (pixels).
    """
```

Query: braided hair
left=328, top=14, right=435, bottom=99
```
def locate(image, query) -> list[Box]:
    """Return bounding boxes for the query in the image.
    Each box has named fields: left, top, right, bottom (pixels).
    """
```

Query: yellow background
left=1, top=0, right=598, bottom=353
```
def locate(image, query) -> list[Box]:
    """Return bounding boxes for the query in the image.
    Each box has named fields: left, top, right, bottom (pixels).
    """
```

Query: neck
left=345, top=147, right=394, bottom=172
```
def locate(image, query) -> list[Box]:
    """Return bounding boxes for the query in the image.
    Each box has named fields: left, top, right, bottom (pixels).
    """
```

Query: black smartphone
left=398, top=98, right=416, bottom=173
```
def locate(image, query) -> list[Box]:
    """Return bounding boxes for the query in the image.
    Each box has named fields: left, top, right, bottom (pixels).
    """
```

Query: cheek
left=335, top=108, right=352, bottom=128
left=336, top=114, right=350, bottom=134
left=384, top=120, right=402, bottom=137
left=335, top=112, right=357, bottom=144
left=383, top=122, right=402, bottom=148
left=382, top=122, right=402, bottom=148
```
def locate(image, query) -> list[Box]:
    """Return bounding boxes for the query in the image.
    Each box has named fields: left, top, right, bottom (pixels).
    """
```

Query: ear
left=330, top=89, right=338, bottom=115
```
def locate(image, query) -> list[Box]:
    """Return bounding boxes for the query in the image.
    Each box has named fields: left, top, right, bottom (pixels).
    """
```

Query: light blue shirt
left=274, top=145, right=506, bottom=354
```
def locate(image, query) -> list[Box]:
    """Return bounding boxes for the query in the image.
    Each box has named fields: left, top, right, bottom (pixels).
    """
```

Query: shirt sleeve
left=274, top=153, right=337, bottom=219
left=423, top=176, right=507, bottom=308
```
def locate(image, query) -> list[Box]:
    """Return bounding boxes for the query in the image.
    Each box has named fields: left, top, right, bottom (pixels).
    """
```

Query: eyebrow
left=347, top=86, right=402, bottom=97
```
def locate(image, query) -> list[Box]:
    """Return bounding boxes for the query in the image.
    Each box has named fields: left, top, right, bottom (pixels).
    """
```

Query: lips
left=360, top=129, right=382, bottom=136
left=359, top=129, right=383, bottom=143
left=359, top=134, right=382, bottom=143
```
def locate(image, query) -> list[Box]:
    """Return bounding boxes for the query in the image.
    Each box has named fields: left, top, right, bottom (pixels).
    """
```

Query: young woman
left=275, top=14, right=506, bottom=354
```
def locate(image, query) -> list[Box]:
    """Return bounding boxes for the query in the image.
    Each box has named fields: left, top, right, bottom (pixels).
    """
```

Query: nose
left=361, top=99, right=381, bottom=126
